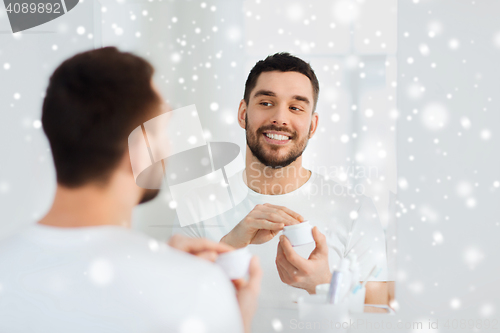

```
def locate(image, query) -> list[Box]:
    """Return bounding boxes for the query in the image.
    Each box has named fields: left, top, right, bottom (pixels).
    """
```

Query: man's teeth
left=265, top=133, right=290, bottom=141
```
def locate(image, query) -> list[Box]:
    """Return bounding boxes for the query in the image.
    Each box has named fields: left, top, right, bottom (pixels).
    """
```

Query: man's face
left=241, top=71, right=318, bottom=169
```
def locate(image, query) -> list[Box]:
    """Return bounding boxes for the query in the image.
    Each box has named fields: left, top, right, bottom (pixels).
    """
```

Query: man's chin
left=258, top=152, right=298, bottom=169
left=139, top=189, right=160, bottom=204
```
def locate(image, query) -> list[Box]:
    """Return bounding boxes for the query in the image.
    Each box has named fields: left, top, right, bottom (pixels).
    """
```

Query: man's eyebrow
left=292, top=95, right=310, bottom=105
left=253, top=90, right=310, bottom=105
left=253, top=90, right=276, bottom=98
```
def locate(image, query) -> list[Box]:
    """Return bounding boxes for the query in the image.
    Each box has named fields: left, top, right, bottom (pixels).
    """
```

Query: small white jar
left=283, top=221, right=314, bottom=247
left=215, top=247, right=252, bottom=279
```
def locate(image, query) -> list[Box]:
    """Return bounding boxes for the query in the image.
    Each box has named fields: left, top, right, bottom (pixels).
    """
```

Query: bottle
left=347, top=253, right=360, bottom=293
left=327, top=258, right=350, bottom=304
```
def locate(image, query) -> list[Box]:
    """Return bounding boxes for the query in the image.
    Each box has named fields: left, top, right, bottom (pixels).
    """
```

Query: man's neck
left=38, top=180, right=137, bottom=229
left=243, top=147, right=311, bottom=195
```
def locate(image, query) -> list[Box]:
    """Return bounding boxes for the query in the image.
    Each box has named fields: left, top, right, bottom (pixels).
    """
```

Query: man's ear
left=308, top=112, right=319, bottom=139
left=237, top=99, right=247, bottom=130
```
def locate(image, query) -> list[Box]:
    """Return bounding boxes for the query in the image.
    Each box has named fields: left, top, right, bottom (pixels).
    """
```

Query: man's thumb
left=311, top=226, right=327, bottom=254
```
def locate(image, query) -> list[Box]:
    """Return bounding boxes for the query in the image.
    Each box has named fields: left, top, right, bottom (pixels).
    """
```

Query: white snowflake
left=464, top=247, right=484, bottom=269
left=333, top=0, right=359, bottom=25
left=448, top=38, right=460, bottom=50
left=480, top=129, right=491, bottom=141
left=419, top=44, right=430, bottom=56
left=420, top=102, right=449, bottom=131
left=450, top=298, right=461, bottom=309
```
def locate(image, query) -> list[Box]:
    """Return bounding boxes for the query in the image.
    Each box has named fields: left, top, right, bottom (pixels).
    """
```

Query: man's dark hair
left=42, top=47, right=161, bottom=188
left=243, top=52, right=320, bottom=111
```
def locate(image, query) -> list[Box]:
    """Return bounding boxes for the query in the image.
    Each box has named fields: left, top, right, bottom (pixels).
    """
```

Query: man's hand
left=276, top=226, right=331, bottom=294
left=168, top=234, right=234, bottom=262
left=221, top=203, right=303, bottom=248
left=232, top=257, right=262, bottom=333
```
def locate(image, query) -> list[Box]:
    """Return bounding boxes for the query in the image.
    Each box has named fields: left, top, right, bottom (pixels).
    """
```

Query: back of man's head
left=42, top=47, right=160, bottom=188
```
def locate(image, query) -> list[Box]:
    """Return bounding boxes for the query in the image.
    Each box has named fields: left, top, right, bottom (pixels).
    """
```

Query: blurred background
left=1, top=0, right=499, bottom=330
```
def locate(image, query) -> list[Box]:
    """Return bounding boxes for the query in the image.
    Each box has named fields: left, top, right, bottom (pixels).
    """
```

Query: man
left=173, top=53, right=390, bottom=321
left=0, top=47, right=261, bottom=333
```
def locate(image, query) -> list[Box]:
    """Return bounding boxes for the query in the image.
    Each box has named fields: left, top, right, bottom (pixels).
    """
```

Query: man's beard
left=139, top=189, right=160, bottom=204
left=245, top=114, right=310, bottom=169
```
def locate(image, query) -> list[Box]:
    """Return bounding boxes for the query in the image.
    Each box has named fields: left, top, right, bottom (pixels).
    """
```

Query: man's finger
left=266, top=207, right=301, bottom=226
left=253, top=209, right=296, bottom=226
left=274, top=208, right=302, bottom=226
left=276, top=258, right=293, bottom=283
left=253, top=219, right=285, bottom=231
left=185, top=238, right=234, bottom=254
left=263, top=203, right=304, bottom=223
left=276, top=241, right=286, bottom=262
left=277, top=243, right=299, bottom=275
left=276, top=242, right=298, bottom=283
left=311, top=226, right=328, bottom=255
left=247, top=256, right=262, bottom=292
left=280, top=235, right=307, bottom=268
left=168, top=236, right=234, bottom=255
left=195, top=250, right=218, bottom=262
left=231, top=278, right=246, bottom=290
left=167, top=234, right=185, bottom=247
left=276, top=261, right=286, bottom=283
left=278, top=205, right=304, bottom=223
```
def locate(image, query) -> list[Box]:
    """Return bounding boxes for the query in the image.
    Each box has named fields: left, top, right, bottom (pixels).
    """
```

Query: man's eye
left=290, top=106, right=302, bottom=111
left=260, top=102, right=272, bottom=106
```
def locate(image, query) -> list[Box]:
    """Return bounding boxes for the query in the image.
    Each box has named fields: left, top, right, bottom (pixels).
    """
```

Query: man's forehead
left=252, top=71, right=314, bottom=100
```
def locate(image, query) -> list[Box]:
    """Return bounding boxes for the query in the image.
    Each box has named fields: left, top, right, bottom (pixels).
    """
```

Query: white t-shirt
left=0, top=224, right=243, bottom=333
left=172, top=170, right=388, bottom=309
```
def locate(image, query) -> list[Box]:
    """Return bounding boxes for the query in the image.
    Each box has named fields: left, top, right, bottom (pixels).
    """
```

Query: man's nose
left=270, top=105, right=289, bottom=126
